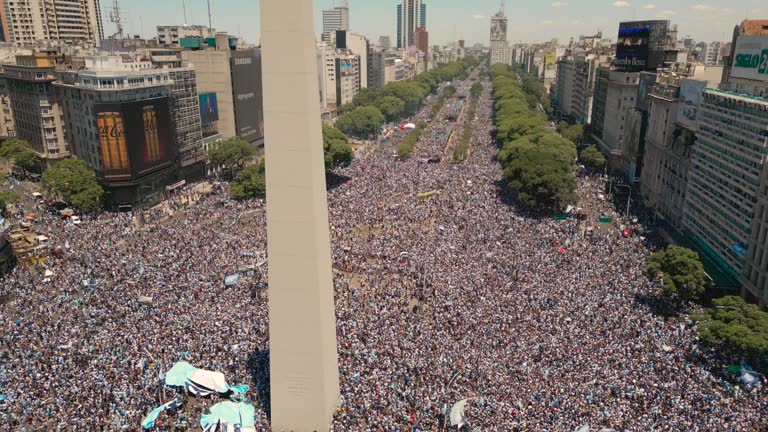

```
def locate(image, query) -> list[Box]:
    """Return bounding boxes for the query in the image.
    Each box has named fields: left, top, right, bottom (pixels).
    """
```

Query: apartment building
left=0, top=0, right=103, bottom=45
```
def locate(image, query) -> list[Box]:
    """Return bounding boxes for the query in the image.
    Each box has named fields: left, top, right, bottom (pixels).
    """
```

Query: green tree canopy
left=374, top=96, right=406, bottom=123
left=491, top=63, right=577, bottom=212
left=470, top=82, right=483, bottom=98
left=384, top=81, right=429, bottom=115
left=647, top=245, right=709, bottom=301
left=580, top=145, right=606, bottom=171
left=42, top=159, right=104, bottom=212
left=0, top=139, right=38, bottom=172
left=350, top=87, right=382, bottom=107
left=208, top=137, right=259, bottom=170
left=693, top=295, right=768, bottom=363
left=558, top=122, right=585, bottom=145
left=322, top=124, right=354, bottom=171
left=0, top=189, right=20, bottom=217
left=230, top=161, right=266, bottom=200
left=334, top=106, right=385, bottom=138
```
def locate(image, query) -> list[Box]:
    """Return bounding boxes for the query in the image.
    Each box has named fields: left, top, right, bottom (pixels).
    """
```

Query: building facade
left=2, top=58, right=68, bottom=165
left=0, top=0, right=103, bottom=46
left=555, top=54, right=601, bottom=124
left=156, top=25, right=212, bottom=47
left=180, top=34, right=264, bottom=145
left=590, top=65, right=640, bottom=168
left=396, top=0, right=425, bottom=50
left=322, top=1, right=350, bottom=43
left=489, top=9, right=511, bottom=66
left=0, top=74, right=15, bottom=138
left=317, top=44, right=360, bottom=111
left=684, top=89, right=768, bottom=282
left=56, top=56, right=179, bottom=206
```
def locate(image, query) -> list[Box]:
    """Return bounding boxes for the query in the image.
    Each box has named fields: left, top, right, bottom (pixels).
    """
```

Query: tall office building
left=396, top=0, right=425, bottom=50
left=489, top=8, right=511, bottom=65
left=378, top=35, right=391, bottom=50
left=321, top=1, right=350, bottom=43
left=181, top=34, right=265, bottom=146
left=413, top=27, right=428, bottom=54
left=0, top=0, right=104, bottom=45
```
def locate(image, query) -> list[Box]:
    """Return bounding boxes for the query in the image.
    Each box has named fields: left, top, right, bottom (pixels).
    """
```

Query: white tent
left=404, top=123, right=416, bottom=130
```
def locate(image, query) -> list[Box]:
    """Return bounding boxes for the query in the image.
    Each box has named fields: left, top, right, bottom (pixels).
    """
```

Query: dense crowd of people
left=1, top=71, right=766, bottom=431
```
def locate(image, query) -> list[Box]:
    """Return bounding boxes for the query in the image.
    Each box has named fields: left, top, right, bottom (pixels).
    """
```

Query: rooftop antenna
left=207, top=0, right=213, bottom=36
left=109, top=0, right=125, bottom=39
left=500, top=0, right=505, bottom=14
left=182, top=0, right=188, bottom=26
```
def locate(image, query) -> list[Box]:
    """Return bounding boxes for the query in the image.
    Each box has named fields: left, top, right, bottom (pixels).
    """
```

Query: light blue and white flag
left=740, top=363, right=763, bottom=387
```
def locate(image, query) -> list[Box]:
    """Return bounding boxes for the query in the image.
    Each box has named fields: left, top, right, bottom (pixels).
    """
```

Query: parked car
left=70, top=216, right=82, bottom=225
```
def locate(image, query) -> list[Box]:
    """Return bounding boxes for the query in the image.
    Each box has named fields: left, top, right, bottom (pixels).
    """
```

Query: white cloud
left=540, top=20, right=555, bottom=25
left=552, top=1, right=569, bottom=8
left=642, top=4, right=656, bottom=9
left=472, top=14, right=485, bottom=20
left=570, top=19, right=583, bottom=25
left=691, top=4, right=717, bottom=11
left=612, top=1, right=631, bottom=7
left=656, top=10, right=677, bottom=18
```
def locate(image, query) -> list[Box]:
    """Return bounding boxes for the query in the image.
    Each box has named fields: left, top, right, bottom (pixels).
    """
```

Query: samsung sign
left=731, top=35, right=768, bottom=80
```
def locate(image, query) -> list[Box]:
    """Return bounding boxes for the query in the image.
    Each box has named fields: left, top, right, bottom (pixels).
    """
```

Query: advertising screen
left=199, top=92, right=219, bottom=125
left=615, top=26, right=650, bottom=72
left=677, top=79, right=706, bottom=129
left=231, top=49, right=264, bottom=144
left=730, top=35, right=768, bottom=81
left=96, top=97, right=175, bottom=180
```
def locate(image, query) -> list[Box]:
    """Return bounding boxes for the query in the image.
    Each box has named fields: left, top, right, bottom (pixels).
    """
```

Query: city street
left=0, top=74, right=766, bottom=431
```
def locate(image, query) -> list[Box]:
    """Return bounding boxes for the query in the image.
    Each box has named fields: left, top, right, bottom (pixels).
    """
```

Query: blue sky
left=109, top=0, right=767, bottom=46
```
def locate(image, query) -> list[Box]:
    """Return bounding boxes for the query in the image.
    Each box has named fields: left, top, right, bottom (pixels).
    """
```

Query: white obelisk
left=260, top=0, right=340, bottom=430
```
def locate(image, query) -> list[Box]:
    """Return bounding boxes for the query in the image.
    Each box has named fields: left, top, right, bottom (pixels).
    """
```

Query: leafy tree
left=374, top=96, right=406, bottom=123
left=647, top=245, right=709, bottom=301
left=42, top=158, right=104, bottom=212
left=384, top=81, right=428, bottom=115
left=322, top=124, right=354, bottom=171
left=580, top=145, right=606, bottom=171
left=541, top=95, right=554, bottom=117
left=559, top=123, right=585, bottom=145
left=334, top=106, right=385, bottom=138
left=230, top=161, right=266, bottom=200
left=208, top=137, right=258, bottom=171
left=693, top=295, right=768, bottom=363
left=337, top=103, right=357, bottom=115
left=350, top=87, right=382, bottom=107
left=0, top=139, right=38, bottom=172
left=0, top=189, right=20, bottom=217
left=470, top=82, right=483, bottom=98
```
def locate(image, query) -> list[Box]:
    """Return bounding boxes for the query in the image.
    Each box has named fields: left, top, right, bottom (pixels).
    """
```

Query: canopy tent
left=59, top=208, right=75, bottom=217
left=200, top=401, right=257, bottom=432
left=138, top=296, right=154, bottom=306
left=403, top=123, right=416, bottom=130
left=224, top=274, right=239, bottom=286
left=163, top=362, right=249, bottom=397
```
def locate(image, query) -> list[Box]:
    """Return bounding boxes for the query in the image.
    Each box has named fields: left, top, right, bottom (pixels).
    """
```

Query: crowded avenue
left=1, top=73, right=767, bottom=431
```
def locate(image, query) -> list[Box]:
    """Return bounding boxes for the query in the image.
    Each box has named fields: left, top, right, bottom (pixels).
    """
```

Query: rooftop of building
left=704, top=87, right=768, bottom=105
left=740, top=20, right=768, bottom=36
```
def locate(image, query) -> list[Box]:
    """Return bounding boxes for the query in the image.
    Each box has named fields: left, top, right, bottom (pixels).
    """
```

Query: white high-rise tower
left=490, top=2, right=512, bottom=66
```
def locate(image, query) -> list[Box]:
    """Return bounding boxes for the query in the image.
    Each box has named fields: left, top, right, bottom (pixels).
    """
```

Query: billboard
left=199, top=92, right=219, bottom=125
left=730, top=35, right=768, bottom=81
left=677, top=79, right=706, bottom=129
left=615, top=26, right=650, bottom=72
left=96, top=97, right=175, bottom=180
left=230, top=49, right=264, bottom=144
